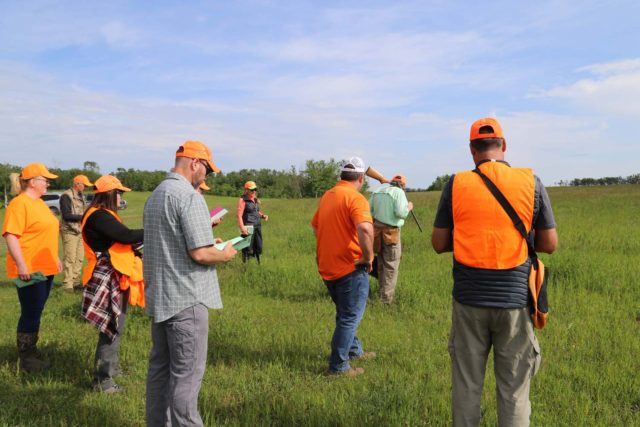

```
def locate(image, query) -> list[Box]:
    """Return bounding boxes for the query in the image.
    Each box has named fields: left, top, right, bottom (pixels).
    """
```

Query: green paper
left=214, top=235, right=252, bottom=251
left=12, top=272, right=47, bottom=288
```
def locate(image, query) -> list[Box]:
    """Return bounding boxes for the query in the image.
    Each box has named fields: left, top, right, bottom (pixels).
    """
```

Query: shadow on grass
left=207, top=337, right=321, bottom=375
left=59, top=300, right=86, bottom=324
left=257, top=286, right=328, bottom=303
left=0, top=344, right=140, bottom=427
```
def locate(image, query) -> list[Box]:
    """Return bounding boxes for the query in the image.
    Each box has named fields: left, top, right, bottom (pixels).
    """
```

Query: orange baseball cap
left=199, top=182, right=211, bottom=191
left=470, top=118, right=504, bottom=141
left=73, top=174, right=94, bottom=186
left=244, top=181, right=257, bottom=190
left=175, top=140, right=221, bottom=174
left=391, top=175, right=407, bottom=187
left=94, top=175, right=131, bottom=193
left=20, top=163, right=58, bottom=180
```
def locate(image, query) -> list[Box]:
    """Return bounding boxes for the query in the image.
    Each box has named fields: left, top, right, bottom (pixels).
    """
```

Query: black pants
left=16, top=276, right=54, bottom=333
left=242, top=225, right=263, bottom=260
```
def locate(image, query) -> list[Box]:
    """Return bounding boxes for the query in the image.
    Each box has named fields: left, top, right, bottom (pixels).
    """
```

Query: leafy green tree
left=302, top=159, right=340, bottom=198
left=427, top=174, right=453, bottom=191
left=83, top=161, right=100, bottom=174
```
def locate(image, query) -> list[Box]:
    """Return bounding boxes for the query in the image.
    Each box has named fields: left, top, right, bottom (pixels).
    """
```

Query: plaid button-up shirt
left=143, top=172, right=222, bottom=323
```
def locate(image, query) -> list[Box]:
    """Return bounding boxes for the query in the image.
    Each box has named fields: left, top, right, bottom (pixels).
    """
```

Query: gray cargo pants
left=449, top=300, right=541, bottom=427
left=146, top=304, right=209, bottom=427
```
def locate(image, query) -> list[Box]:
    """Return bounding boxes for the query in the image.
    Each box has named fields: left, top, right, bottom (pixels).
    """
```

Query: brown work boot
left=17, top=332, right=51, bottom=373
left=351, top=351, right=377, bottom=361
left=325, top=367, right=365, bottom=378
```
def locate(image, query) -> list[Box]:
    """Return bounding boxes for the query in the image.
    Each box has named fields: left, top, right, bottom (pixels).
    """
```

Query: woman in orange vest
left=80, top=175, right=143, bottom=394
left=2, top=163, right=61, bottom=373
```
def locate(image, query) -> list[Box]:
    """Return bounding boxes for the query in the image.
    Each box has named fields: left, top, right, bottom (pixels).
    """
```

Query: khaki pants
left=61, top=231, right=84, bottom=289
left=377, top=239, right=402, bottom=303
left=449, top=300, right=541, bottom=427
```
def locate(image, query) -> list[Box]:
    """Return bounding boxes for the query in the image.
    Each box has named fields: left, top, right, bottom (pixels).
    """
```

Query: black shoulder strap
left=472, top=167, right=538, bottom=262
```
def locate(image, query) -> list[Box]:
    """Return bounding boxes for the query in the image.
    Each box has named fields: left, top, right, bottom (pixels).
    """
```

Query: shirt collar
left=475, top=159, right=511, bottom=168
left=167, top=172, right=196, bottom=190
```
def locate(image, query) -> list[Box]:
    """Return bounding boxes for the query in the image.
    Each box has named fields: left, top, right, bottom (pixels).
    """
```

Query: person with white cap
left=311, top=156, right=376, bottom=377
left=369, top=174, right=413, bottom=304
left=144, top=140, right=237, bottom=426
left=2, top=163, right=62, bottom=373
left=60, top=174, right=94, bottom=292
left=80, top=175, right=144, bottom=393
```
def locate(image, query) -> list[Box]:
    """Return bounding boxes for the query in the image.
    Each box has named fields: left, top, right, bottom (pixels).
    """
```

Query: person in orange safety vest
left=431, top=118, right=558, bottom=426
left=81, top=175, right=143, bottom=394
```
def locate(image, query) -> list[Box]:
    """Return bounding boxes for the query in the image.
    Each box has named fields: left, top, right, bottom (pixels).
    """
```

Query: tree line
left=555, top=174, right=640, bottom=186
left=1, top=159, right=366, bottom=200
left=1, top=161, right=638, bottom=203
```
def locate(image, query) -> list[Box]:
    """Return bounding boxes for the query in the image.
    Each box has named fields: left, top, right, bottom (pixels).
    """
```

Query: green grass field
left=0, top=186, right=638, bottom=426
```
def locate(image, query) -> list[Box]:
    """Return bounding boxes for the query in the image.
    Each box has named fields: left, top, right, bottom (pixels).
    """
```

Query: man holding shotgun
left=369, top=173, right=413, bottom=304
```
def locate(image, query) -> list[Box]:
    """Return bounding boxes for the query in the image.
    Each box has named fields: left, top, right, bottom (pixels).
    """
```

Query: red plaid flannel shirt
left=82, top=255, right=123, bottom=341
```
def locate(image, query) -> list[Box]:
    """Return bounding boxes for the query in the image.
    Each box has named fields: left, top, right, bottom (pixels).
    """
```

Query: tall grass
left=0, top=186, right=638, bottom=426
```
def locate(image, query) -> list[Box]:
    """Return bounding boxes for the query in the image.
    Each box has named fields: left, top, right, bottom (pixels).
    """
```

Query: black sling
left=472, top=165, right=549, bottom=328
left=472, top=166, right=539, bottom=269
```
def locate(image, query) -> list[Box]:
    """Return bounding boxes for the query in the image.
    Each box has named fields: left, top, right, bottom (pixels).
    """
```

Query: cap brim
left=119, top=185, right=132, bottom=192
left=43, top=171, right=58, bottom=179
left=206, top=159, right=221, bottom=174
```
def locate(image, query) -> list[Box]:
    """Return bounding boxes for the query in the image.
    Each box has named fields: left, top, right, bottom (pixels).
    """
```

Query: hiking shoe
left=325, top=367, right=364, bottom=378
left=351, top=351, right=377, bottom=361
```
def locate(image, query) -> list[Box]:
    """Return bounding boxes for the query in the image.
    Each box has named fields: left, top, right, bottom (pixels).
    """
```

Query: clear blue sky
left=1, top=1, right=639, bottom=187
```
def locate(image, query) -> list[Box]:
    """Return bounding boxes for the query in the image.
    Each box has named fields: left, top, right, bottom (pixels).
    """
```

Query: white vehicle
left=41, top=192, right=127, bottom=216
left=41, top=192, right=64, bottom=215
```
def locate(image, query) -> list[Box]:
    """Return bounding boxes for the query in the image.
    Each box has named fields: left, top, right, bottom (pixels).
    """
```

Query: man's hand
left=214, top=237, right=223, bottom=244
left=355, top=256, right=373, bottom=273
left=220, top=242, right=237, bottom=261
left=240, top=226, right=248, bottom=236
left=56, top=259, right=63, bottom=273
left=262, top=214, right=269, bottom=222
left=189, top=242, right=237, bottom=265
left=211, top=218, right=222, bottom=227
left=407, top=201, right=414, bottom=212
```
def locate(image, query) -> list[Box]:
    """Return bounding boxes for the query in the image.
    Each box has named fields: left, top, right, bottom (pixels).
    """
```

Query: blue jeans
left=325, top=267, right=370, bottom=372
left=16, top=276, right=54, bottom=333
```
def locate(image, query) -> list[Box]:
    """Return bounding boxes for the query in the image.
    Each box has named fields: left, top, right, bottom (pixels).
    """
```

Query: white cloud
left=536, top=58, right=640, bottom=117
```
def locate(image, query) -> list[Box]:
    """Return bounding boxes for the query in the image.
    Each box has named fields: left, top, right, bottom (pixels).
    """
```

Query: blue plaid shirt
left=143, top=172, right=222, bottom=322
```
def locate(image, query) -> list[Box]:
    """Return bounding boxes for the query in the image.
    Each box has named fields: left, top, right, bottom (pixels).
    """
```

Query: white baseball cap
left=340, top=156, right=366, bottom=173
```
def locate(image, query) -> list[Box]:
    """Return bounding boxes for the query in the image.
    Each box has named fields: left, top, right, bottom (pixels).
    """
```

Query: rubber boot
left=17, top=332, right=51, bottom=373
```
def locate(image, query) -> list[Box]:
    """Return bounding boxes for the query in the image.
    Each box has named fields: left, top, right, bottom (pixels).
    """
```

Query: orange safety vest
left=81, top=207, right=145, bottom=308
left=452, top=161, right=534, bottom=270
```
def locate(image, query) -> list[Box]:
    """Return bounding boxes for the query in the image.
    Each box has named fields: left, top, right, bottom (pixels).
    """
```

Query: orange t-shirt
left=2, top=193, right=60, bottom=278
left=311, top=181, right=372, bottom=281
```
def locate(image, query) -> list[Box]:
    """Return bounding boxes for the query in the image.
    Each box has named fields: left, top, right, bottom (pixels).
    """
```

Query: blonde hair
left=9, top=173, right=27, bottom=195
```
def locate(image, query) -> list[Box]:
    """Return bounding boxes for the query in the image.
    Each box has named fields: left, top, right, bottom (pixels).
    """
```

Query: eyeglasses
left=198, top=159, right=214, bottom=176
left=32, top=177, right=50, bottom=185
